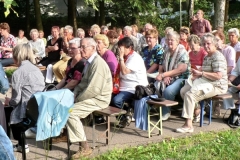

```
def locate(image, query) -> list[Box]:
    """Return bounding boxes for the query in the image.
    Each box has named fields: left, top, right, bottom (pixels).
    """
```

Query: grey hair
left=201, top=33, right=218, bottom=47
left=165, top=27, right=174, bottom=32
left=29, top=29, right=38, bottom=36
left=76, top=28, right=85, bottom=36
left=101, top=25, right=108, bottom=31
left=166, top=31, right=180, bottom=43
left=90, top=24, right=101, bottom=33
left=69, top=38, right=81, bottom=48
left=124, top=26, right=132, bottom=32
left=144, top=23, right=153, bottom=29
left=81, top=38, right=97, bottom=49
left=13, top=43, right=36, bottom=65
left=228, top=28, right=239, bottom=37
left=64, top=25, right=73, bottom=33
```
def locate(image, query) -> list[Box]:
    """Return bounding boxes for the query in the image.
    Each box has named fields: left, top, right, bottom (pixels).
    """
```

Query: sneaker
left=25, top=128, right=36, bottom=139
left=13, top=144, right=29, bottom=153
left=162, top=112, right=171, bottom=121
left=193, top=114, right=200, bottom=123
left=71, top=148, right=92, bottom=159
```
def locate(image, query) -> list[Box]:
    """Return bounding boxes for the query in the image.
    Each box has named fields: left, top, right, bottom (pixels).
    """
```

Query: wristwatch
left=119, top=58, right=124, bottom=61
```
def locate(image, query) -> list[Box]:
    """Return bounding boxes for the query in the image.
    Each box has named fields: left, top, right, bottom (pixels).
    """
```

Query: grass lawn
left=85, top=128, right=240, bottom=160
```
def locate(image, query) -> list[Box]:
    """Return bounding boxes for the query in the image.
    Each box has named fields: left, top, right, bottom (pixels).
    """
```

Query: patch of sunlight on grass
left=85, top=129, right=240, bottom=160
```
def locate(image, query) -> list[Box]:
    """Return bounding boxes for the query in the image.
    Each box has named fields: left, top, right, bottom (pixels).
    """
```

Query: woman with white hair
left=178, top=33, right=228, bottom=133
left=76, top=28, right=85, bottom=39
left=123, top=26, right=138, bottom=52
left=155, top=31, right=190, bottom=121
left=28, top=29, right=45, bottom=61
left=4, top=43, right=45, bottom=152
left=228, top=28, right=240, bottom=61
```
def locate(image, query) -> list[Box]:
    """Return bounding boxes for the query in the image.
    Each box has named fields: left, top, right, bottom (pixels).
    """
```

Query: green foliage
left=1, top=0, right=18, bottom=17
left=5, top=68, right=16, bottom=78
left=86, top=129, right=240, bottom=159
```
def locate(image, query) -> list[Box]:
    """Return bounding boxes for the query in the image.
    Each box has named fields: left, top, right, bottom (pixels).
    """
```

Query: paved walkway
left=1, top=90, right=232, bottom=160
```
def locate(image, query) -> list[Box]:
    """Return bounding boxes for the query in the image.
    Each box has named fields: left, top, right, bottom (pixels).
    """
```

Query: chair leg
left=106, top=116, right=110, bottom=145
left=66, top=128, right=71, bottom=158
left=200, top=101, right=204, bottom=127
left=209, top=99, right=212, bottom=125
left=92, top=114, right=96, bottom=148
left=21, top=132, right=26, bottom=160
left=159, top=107, right=162, bottom=135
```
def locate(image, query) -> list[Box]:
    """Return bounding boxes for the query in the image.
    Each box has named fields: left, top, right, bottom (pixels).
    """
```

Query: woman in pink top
left=212, top=30, right=236, bottom=74
left=188, top=34, right=207, bottom=67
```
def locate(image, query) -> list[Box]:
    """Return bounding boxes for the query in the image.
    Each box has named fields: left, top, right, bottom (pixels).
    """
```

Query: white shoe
left=25, top=128, right=36, bottom=139
left=193, top=114, right=200, bottom=123
left=162, top=112, right=171, bottom=121
left=13, top=144, right=29, bottom=153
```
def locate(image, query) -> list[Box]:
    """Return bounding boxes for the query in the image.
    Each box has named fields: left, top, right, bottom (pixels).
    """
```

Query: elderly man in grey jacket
left=67, top=38, right=112, bottom=159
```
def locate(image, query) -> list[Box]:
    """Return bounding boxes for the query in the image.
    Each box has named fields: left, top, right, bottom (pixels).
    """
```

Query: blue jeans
left=0, top=126, right=16, bottom=160
left=162, top=78, right=184, bottom=115
left=111, top=91, right=134, bottom=109
left=0, top=58, right=14, bottom=67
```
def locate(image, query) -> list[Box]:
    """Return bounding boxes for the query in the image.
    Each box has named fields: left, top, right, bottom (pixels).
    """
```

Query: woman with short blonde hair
left=5, top=43, right=45, bottom=153
left=94, top=34, right=117, bottom=77
left=13, top=43, right=36, bottom=65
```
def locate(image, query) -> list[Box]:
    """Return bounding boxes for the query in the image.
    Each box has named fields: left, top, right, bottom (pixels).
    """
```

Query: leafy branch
left=0, top=0, right=19, bottom=17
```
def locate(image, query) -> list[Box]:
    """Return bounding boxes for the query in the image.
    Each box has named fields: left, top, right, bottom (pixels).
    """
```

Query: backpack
left=0, top=63, right=10, bottom=94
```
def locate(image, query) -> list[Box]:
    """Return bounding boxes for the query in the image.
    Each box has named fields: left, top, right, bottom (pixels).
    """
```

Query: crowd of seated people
left=3, top=12, right=240, bottom=159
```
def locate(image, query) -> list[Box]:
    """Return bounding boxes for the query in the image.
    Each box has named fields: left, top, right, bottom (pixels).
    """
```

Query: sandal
left=175, top=127, right=194, bottom=133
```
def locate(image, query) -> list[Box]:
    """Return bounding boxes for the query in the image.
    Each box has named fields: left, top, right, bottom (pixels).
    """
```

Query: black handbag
left=134, top=83, right=156, bottom=100
left=223, top=108, right=240, bottom=128
left=231, top=75, right=240, bottom=86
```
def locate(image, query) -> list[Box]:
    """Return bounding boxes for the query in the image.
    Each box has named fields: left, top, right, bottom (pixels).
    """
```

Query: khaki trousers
left=53, top=56, right=71, bottom=82
left=66, top=99, right=102, bottom=143
left=180, top=78, right=226, bottom=120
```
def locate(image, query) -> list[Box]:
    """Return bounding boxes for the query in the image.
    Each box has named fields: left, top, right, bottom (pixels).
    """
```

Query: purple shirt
left=102, top=50, right=118, bottom=77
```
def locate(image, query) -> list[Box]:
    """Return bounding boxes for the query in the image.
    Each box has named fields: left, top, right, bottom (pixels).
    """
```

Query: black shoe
left=89, top=116, right=106, bottom=126
left=116, top=115, right=132, bottom=128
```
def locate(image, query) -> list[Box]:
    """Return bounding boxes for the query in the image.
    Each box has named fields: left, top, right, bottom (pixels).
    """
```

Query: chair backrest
left=25, top=96, right=39, bottom=125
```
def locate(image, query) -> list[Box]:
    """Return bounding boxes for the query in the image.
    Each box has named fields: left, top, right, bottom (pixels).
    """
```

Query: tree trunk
left=68, top=0, right=77, bottom=35
left=33, top=0, right=43, bottom=31
left=214, top=0, right=226, bottom=29
left=132, top=7, right=139, bottom=25
left=95, top=10, right=99, bottom=24
left=187, top=0, right=194, bottom=26
left=225, top=0, right=229, bottom=22
left=26, top=0, right=30, bottom=34
left=99, top=0, right=105, bottom=26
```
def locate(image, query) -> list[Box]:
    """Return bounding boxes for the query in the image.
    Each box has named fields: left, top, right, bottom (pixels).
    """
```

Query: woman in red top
left=188, top=34, right=208, bottom=67
left=179, top=26, right=190, bottom=51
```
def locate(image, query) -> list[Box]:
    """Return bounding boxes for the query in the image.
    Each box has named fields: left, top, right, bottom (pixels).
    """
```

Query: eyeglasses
left=79, top=45, right=91, bottom=49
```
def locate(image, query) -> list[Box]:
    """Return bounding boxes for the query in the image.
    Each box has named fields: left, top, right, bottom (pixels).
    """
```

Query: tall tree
left=225, top=0, right=229, bottom=22
left=214, top=0, right=226, bottom=29
left=68, top=0, right=77, bottom=35
left=187, top=0, right=194, bottom=26
left=25, top=0, right=30, bottom=34
left=33, top=0, right=43, bottom=30
left=99, top=0, right=105, bottom=26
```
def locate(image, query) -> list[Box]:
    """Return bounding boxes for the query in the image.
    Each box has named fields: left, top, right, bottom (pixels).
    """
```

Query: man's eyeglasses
left=79, top=45, right=91, bottom=49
